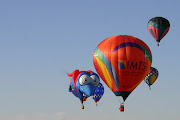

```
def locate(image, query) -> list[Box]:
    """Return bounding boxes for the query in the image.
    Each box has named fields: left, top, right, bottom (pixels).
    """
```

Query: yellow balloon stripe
left=96, top=57, right=113, bottom=90
left=150, top=75, right=156, bottom=84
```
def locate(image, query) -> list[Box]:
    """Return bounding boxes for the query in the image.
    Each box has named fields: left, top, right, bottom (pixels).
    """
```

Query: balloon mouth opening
left=113, top=91, right=131, bottom=101
left=156, top=40, right=160, bottom=46
left=94, top=100, right=98, bottom=102
left=83, top=97, right=87, bottom=101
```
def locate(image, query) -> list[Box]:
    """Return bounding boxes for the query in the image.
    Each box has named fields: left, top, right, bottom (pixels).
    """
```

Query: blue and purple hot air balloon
left=92, top=82, right=104, bottom=106
left=68, top=70, right=100, bottom=109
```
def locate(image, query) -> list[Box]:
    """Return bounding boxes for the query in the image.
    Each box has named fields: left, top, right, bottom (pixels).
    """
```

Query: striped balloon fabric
left=144, top=67, right=159, bottom=90
left=147, top=17, right=170, bottom=46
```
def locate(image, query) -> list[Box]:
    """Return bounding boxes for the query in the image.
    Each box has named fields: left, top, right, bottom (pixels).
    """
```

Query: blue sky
left=0, top=0, right=180, bottom=120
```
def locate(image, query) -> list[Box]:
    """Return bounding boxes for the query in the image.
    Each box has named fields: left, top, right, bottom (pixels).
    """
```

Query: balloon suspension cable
left=81, top=105, right=84, bottom=109
left=116, top=96, right=122, bottom=103
left=121, top=102, right=124, bottom=106
left=157, top=42, right=159, bottom=46
left=80, top=98, right=84, bottom=109
left=81, top=102, right=84, bottom=109
left=116, top=96, right=125, bottom=111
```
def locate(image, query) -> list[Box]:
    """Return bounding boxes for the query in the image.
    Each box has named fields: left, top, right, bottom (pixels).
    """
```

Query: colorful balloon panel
left=93, top=82, right=104, bottom=102
left=144, top=67, right=159, bottom=87
left=93, top=35, right=152, bottom=101
left=147, top=17, right=170, bottom=44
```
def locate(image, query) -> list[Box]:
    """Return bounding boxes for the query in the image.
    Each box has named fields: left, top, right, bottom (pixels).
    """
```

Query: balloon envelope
left=147, top=17, right=170, bottom=45
left=93, top=35, right=152, bottom=101
left=93, top=82, right=104, bottom=103
left=144, top=67, right=159, bottom=88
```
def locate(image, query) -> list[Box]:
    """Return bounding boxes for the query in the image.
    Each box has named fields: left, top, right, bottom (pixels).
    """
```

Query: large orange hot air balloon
left=93, top=35, right=152, bottom=111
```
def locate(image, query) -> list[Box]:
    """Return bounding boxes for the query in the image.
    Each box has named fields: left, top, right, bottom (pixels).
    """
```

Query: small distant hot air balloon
left=144, top=67, right=159, bottom=90
left=92, top=82, right=104, bottom=106
left=147, top=17, right=170, bottom=46
left=93, top=35, right=152, bottom=111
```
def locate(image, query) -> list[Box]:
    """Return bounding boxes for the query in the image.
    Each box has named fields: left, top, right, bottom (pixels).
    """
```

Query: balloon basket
left=120, top=106, right=124, bottom=112
left=120, top=103, right=124, bottom=112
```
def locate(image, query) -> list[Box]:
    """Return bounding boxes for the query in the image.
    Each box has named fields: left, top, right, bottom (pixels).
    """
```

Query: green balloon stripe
left=150, top=29, right=156, bottom=39
left=138, top=44, right=152, bottom=63
left=95, top=47, right=105, bottom=64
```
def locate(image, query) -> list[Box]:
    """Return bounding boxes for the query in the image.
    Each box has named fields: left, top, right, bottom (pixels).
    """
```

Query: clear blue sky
left=0, top=0, right=180, bottom=120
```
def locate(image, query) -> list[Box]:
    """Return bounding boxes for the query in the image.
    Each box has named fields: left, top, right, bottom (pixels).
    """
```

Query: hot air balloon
left=147, top=17, right=170, bottom=46
left=93, top=35, right=152, bottom=111
left=68, top=70, right=100, bottom=109
left=144, top=67, right=159, bottom=90
left=92, top=82, right=104, bottom=106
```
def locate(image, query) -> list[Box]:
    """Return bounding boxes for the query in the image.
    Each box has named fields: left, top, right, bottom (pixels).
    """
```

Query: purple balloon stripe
left=112, top=42, right=143, bottom=53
